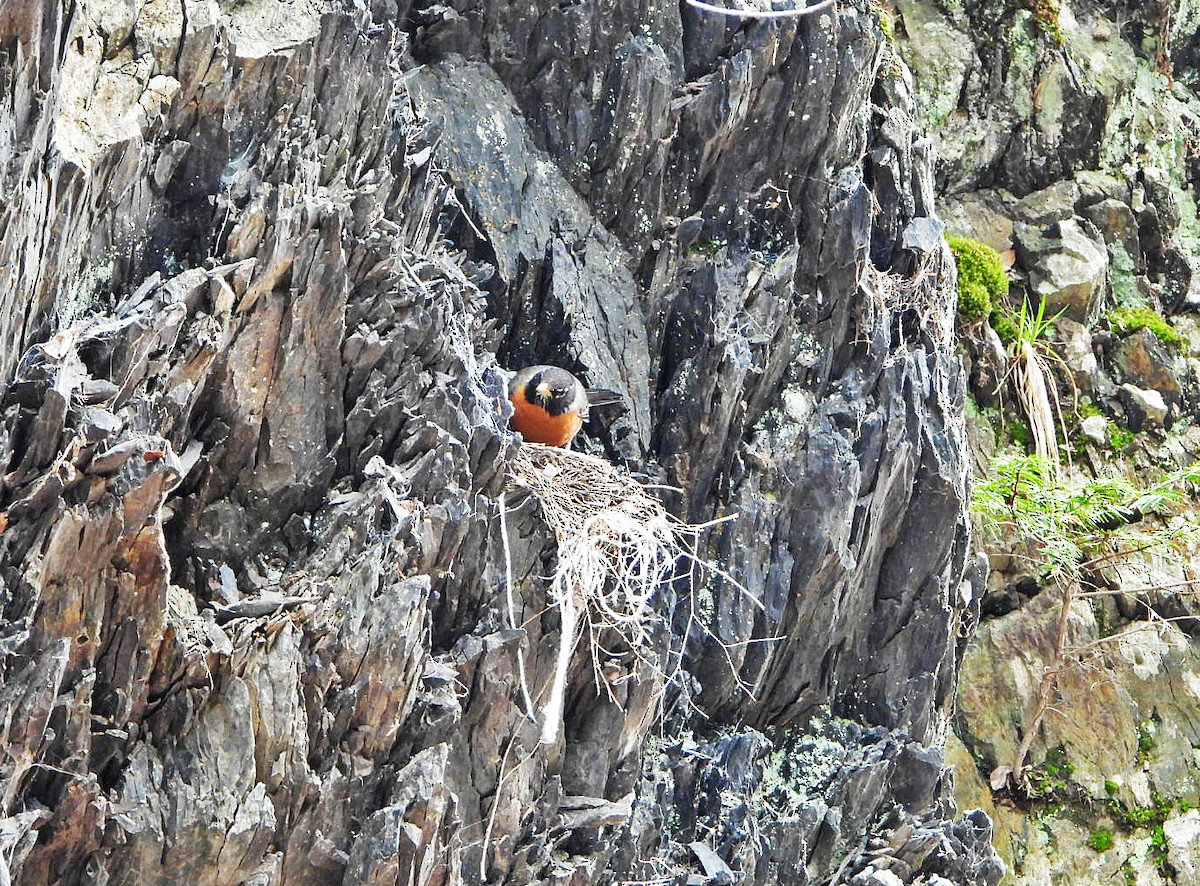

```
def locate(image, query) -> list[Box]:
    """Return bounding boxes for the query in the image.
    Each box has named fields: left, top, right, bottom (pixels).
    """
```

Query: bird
left=507, top=365, right=622, bottom=447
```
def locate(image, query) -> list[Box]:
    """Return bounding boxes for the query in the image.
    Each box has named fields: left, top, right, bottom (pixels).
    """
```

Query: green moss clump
left=990, top=308, right=1019, bottom=345
left=1105, top=778, right=1119, bottom=796
left=948, top=235, right=1009, bottom=322
left=1118, top=790, right=1174, bottom=830
left=1109, top=305, right=1184, bottom=349
left=1009, top=419, right=1033, bottom=448
left=1125, top=805, right=1156, bottom=826
left=1087, top=829, right=1114, bottom=852
left=871, top=1, right=895, bottom=46
left=1108, top=425, right=1135, bottom=452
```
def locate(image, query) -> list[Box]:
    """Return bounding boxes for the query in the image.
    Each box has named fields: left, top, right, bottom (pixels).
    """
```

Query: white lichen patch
left=1114, top=622, right=1186, bottom=681
left=755, top=715, right=855, bottom=816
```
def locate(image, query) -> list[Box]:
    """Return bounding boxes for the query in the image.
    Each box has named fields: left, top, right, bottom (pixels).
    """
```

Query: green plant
left=975, top=455, right=1200, bottom=585
left=1125, top=805, right=1158, bottom=827
left=1109, top=305, right=1184, bottom=349
left=1025, top=747, right=1077, bottom=798
left=1151, top=824, right=1169, bottom=865
left=1006, top=295, right=1062, bottom=347
left=1087, top=829, right=1114, bottom=851
left=948, top=235, right=1009, bottom=322
left=972, top=454, right=1200, bottom=785
left=1009, top=419, right=1033, bottom=448
left=1108, top=424, right=1135, bottom=452
left=1111, top=789, right=1174, bottom=831
left=996, top=298, right=1067, bottom=469
left=991, top=308, right=1019, bottom=345
left=1120, top=861, right=1137, bottom=886
left=1105, top=778, right=1119, bottom=796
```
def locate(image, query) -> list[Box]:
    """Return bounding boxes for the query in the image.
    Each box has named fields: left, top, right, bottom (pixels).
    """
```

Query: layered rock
left=0, top=1, right=995, bottom=885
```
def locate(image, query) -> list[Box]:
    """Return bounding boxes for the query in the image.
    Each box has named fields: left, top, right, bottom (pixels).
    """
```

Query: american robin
left=507, top=365, right=621, bottom=447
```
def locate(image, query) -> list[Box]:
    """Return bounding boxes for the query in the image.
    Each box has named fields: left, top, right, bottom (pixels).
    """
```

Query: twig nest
left=507, top=443, right=683, bottom=644
left=504, top=443, right=755, bottom=744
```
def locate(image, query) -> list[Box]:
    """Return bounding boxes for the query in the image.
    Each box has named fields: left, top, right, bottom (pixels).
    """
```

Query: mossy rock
left=948, top=234, right=1009, bottom=322
left=1087, top=828, right=1114, bottom=852
left=1108, top=305, right=1184, bottom=350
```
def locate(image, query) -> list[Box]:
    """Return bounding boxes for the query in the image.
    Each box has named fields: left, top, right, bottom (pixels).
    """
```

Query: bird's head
left=528, top=369, right=577, bottom=413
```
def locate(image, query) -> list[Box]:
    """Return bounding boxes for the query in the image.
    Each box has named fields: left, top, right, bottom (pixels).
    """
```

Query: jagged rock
left=1112, top=328, right=1187, bottom=402
left=938, top=192, right=1015, bottom=253
left=902, top=217, right=947, bottom=253
left=1080, top=414, right=1110, bottom=446
left=1055, top=317, right=1098, bottom=393
left=1011, top=180, right=1081, bottom=226
left=628, top=720, right=1002, bottom=886
left=894, top=0, right=973, bottom=130
left=1171, top=315, right=1200, bottom=359
left=964, top=324, right=1008, bottom=408
left=0, top=2, right=984, bottom=886
left=1080, top=197, right=1141, bottom=260
left=921, top=4, right=1200, bottom=882
left=959, top=589, right=1200, bottom=809
left=851, top=869, right=904, bottom=886
left=1118, top=383, right=1169, bottom=430
left=1013, top=219, right=1109, bottom=323
left=1165, top=811, right=1200, bottom=883
left=1075, top=170, right=1130, bottom=206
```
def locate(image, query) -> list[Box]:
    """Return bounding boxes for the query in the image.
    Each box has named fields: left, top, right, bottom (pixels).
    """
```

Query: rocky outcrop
left=0, top=1, right=996, bottom=885
left=897, top=0, right=1200, bottom=882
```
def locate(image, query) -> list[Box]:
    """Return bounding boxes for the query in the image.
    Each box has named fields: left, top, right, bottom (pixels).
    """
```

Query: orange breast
left=510, top=388, right=583, bottom=447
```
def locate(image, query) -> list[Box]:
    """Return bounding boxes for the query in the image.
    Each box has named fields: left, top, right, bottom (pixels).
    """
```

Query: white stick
left=685, top=0, right=836, bottom=18
left=540, top=582, right=580, bottom=745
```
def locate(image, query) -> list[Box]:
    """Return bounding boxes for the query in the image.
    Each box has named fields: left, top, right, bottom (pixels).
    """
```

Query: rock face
left=894, top=0, right=1200, bottom=882
left=1013, top=219, right=1109, bottom=324
left=0, top=1, right=996, bottom=885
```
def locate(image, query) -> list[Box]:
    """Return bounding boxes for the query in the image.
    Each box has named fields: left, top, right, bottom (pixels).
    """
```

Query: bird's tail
left=586, top=388, right=624, bottom=408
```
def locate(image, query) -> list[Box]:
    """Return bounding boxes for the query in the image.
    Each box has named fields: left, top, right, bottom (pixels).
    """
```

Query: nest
left=503, top=443, right=745, bottom=744
left=510, top=443, right=678, bottom=645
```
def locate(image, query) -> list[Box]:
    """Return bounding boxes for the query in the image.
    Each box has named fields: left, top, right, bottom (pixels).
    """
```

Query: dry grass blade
left=1015, top=340, right=1059, bottom=471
